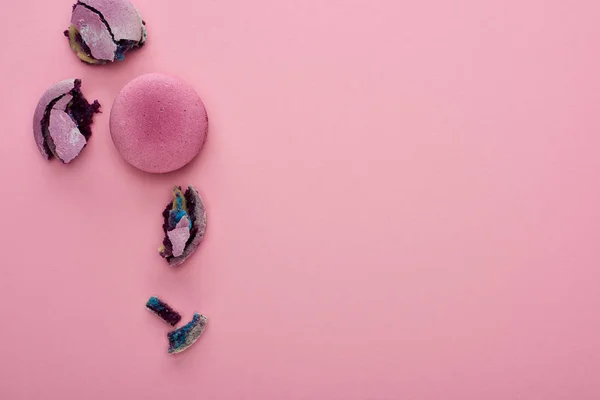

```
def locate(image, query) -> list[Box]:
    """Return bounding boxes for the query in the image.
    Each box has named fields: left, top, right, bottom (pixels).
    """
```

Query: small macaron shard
left=159, top=186, right=207, bottom=267
left=167, top=313, right=208, bottom=354
left=146, top=296, right=182, bottom=326
left=33, top=79, right=100, bottom=163
left=65, top=0, right=146, bottom=64
left=109, top=73, right=208, bottom=173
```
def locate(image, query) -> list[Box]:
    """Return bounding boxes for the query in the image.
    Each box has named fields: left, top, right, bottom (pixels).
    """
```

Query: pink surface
left=110, top=73, right=208, bottom=173
left=1, top=0, right=600, bottom=399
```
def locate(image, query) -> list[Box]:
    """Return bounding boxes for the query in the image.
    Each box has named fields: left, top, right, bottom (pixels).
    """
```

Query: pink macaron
left=110, top=73, right=208, bottom=173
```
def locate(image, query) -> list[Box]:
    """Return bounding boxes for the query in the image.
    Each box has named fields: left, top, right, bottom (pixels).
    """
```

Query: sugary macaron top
left=109, top=73, right=208, bottom=173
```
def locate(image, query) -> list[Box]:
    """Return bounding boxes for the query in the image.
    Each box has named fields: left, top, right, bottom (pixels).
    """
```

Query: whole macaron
left=33, top=79, right=101, bottom=163
left=65, top=0, right=146, bottom=64
left=110, top=73, right=208, bottom=173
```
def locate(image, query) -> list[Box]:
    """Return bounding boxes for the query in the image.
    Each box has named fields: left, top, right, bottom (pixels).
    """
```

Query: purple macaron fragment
left=83, top=0, right=145, bottom=42
left=53, top=94, right=74, bottom=111
left=167, top=216, right=191, bottom=258
left=65, top=0, right=146, bottom=64
left=71, top=4, right=117, bottom=61
left=48, top=110, right=87, bottom=163
left=33, top=80, right=75, bottom=159
left=159, top=186, right=207, bottom=267
left=167, top=313, right=208, bottom=355
left=33, top=79, right=100, bottom=163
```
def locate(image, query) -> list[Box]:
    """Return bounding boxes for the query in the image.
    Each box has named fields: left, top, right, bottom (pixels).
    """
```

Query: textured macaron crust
left=65, top=0, right=146, bottom=64
left=33, top=79, right=101, bottom=163
left=167, top=313, right=208, bottom=354
left=109, top=73, right=208, bottom=173
left=159, top=186, right=207, bottom=267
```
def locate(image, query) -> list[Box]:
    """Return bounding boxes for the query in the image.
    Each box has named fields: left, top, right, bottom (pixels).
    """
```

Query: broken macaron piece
left=33, top=79, right=100, bottom=163
left=65, top=0, right=146, bottom=64
left=159, top=186, right=207, bottom=267
left=167, top=313, right=208, bottom=354
left=146, top=296, right=182, bottom=326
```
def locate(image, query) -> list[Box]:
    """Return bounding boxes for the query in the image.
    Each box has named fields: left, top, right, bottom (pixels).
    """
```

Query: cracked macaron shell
left=33, top=79, right=76, bottom=159
left=159, top=186, right=207, bottom=267
left=71, top=4, right=117, bottom=61
left=33, top=79, right=100, bottom=163
left=67, top=0, right=146, bottom=63
left=48, top=109, right=87, bottom=163
left=83, top=0, right=144, bottom=42
left=167, top=313, right=208, bottom=354
left=167, top=216, right=191, bottom=258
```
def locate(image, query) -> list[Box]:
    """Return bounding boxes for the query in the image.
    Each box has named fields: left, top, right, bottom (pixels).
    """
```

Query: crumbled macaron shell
left=33, top=79, right=100, bottom=163
left=71, top=4, right=117, bottom=61
left=159, top=186, right=207, bottom=266
left=167, top=216, right=191, bottom=258
left=52, top=2, right=213, bottom=355
left=66, top=0, right=146, bottom=64
left=167, top=313, right=208, bottom=354
left=33, top=79, right=75, bottom=158
left=146, top=296, right=182, bottom=326
left=109, top=73, right=208, bottom=173
left=48, top=109, right=87, bottom=163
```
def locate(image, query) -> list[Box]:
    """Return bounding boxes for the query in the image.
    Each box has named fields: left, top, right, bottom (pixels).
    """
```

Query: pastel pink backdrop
left=1, top=0, right=599, bottom=399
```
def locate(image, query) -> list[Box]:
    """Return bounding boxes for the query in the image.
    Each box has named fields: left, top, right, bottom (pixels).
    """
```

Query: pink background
left=1, top=0, right=600, bottom=398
